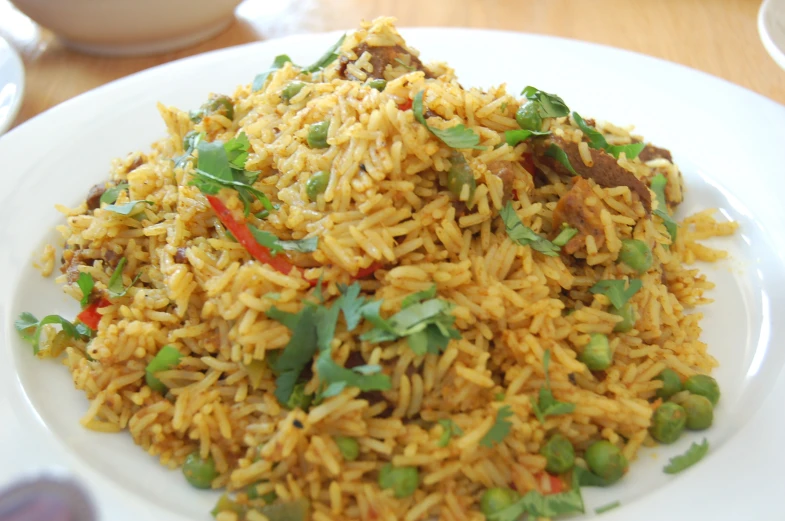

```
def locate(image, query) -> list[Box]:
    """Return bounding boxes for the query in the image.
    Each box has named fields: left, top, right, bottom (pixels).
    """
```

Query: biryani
left=18, top=17, right=737, bottom=521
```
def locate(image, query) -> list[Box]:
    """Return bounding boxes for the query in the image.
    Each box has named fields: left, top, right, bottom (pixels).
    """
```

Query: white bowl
left=9, top=0, right=243, bottom=56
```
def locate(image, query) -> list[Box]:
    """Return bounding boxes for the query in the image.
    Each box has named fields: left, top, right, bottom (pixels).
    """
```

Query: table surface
left=2, top=0, right=785, bottom=129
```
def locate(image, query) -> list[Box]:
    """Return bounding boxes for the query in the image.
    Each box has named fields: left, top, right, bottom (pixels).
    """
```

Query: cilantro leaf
left=337, top=283, right=369, bottom=331
left=651, top=173, right=678, bottom=242
left=573, top=112, right=644, bottom=160
left=589, top=279, right=642, bottom=309
left=489, top=471, right=584, bottom=521
left=106, top=258, right=140, bottom=298
left=249, top=227, right=318, bottom=255
left=500, top=201, right=561, bottom=257
left=413, top=91, right=484, bottom=150
left=595, top=501, right=621, bottom=514
left=104, top=200, right=152, bottom=216
left=521, top=86, right=570, bottom=118
left=315, top=350, right=391, bottom=398
left=663, top=438, right=709, bottom=474
left=173, top=132, right=204, bottom=169
left=224, top=132, right=252, bottom=169
left=552, top=226, right=578, bottom=247
left=479, top=405, right=514, bottom=448
left=15, top=312, right=82, bottom=355
left=279, top=236, right=319, bottom=253
left=76, top=272, right=94, bottom=308
left=437, top=418, right=463, bottom=447
left=530, top=350, right=576, bottom=424
left=14, top=312, right=39, bottom=344
left=252, top=54, right=293, bottom=92
left=574, top=465, right=614, bottom=487
left=267, top=305, right=319, bottom=404
left=99, top=183, right=129, bottom=205
left=401, top=285, right=437, bottom=309
left=302, top=34, right=346, bottom=73
left=544, top=143, right=578, bottom=175
left=504, top=129, right=549, bottom=147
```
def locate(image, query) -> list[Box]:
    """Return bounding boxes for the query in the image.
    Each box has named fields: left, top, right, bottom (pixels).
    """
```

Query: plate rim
left=0, top=34, right=25, bottom=135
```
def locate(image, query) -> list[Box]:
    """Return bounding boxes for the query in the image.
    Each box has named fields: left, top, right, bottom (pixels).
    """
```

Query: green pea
left=367, top=78, right=387, bottom=91
left=578, top=333, right=612, bottom=371
left=515, top=101, right=543, bottom=131
left=684, top=374, right=720, bottom=406
left=618, top=239, right=653, bottom=273
left=678, top=393, right=714, bottom=430
left=649, top=402, right=686, bottom=444
left=307, top=120, right=330, bottom=149
left=584, top=440, right=628, bottom=484
left=281, top=81, right=306, bottom=102
left=540, top=434, right=575, bottom=474
left=611, top=303, right=635, bottom=332
left=306, top=171, right=330, bottom=202
left=480, top=487, right=520, bottom=517
left=286, top=382, right=313, bottom=411
left=378, top=463, right=419, bottom=498
left=446, top=153, right=476, bottom=202
left=334, top=436, right=360, bottom=461
left=182, top=452, right=218, bottom=489
left=653, top=368, right=682, bottom=399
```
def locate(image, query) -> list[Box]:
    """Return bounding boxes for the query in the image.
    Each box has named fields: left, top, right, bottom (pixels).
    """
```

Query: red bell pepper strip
left=354, top=262, right=382, bottom=280
left=536, top=471, right=564, bottom=495
left=398, top=99, right=413, bottom=111
left=206, top=195, right=296, bottom=276
left=77, top=298, right=111, bottom=330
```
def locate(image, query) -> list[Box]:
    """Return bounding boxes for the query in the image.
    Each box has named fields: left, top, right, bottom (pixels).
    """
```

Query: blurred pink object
left=0, top=477, right=95, bottom=521
left=9, top=0, right=243, bottom=56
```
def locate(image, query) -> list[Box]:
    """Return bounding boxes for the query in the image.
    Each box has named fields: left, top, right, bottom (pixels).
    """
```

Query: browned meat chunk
left=339, top=43, right=432, bottom=80
left=537, top=136, right=651, bottom=213
left=486, top=161, right=515, bottom=203
left=86, top=183, right=106, bottom=211
left=102, top=249, right=122, bottom=268
left=552, top=178, right=606, bottom=254
left=174, top=247, right=188, bottom=264
left=61, top=249, right=94, bottom=284
left=637, top=144, right=673, bottom=163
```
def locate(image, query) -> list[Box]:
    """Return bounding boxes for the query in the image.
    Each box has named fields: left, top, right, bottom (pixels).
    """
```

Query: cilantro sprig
left=479, top=405, right=514, bottom=448
left=650, top=173, right=678, bottom=242
left=544, top=143, right=578, bottom=175
left=488, top=471, right=584, bottom=521
left=104, top=200, right=152, bottom=216
left=437, top=418, right=463, bottom=447
left=249, top=228, right=319, bottom=255
left=15, top=312, right=86, bottom=355
left=252, top=55, right=293, bottom=92
left=504, top=129, right=549, bottom=147
left=76, top=272, right=94, bottom=308
left=413, top=91, right=484, bottom=150
left=663, top=438, right=709, bottom=474
left=521, top=86, right=571, bottom=118
left=589, top=279, right=642, bottom=309
left=500, top=201, right=562, bottom=257
left=573, top=112, right=645, bottom=160
left=99, top=183, right=129, bottom=206
left=530, top=350, right=576, bottom=424
left=107, top=258, right=141, bottom=298
left=251, top=34, right=346, bottom=92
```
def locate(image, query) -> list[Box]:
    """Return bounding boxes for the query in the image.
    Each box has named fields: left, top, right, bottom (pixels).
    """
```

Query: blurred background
left=1, top=0, right=785, bottom=131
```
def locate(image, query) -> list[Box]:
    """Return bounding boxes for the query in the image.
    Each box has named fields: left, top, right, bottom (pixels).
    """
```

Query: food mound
left=19, top=17, right=737, bottom=521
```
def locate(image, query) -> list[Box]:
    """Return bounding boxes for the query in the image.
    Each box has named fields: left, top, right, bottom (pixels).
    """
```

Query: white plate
left=0, top=35, right=24, bottom=134
left=1, top=28, right=785, bottom=521
left=759, top=0, right=785, bottom=70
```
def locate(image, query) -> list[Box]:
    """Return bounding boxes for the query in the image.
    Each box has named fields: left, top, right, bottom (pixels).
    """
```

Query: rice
left=27, top=16, right=740, bottom=521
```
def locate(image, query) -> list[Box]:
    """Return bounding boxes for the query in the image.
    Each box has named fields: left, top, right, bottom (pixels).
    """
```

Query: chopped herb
left=248, top=227, right=318, bottom=255
left=479, top=405, right=514, bottom=448
left=595, top=500, right=621, bottom=514
left=301, top=34, right=346, bottom=73
left=503, top=129, right=549, bottom=147
left=500, top=101, right=508, bottom=112
left=315, top=352, right=390, bottom=398
left=573, top=465, right=614, bottom=487
left=589, top=279, right=642, bottom=310
left=145, top=345, right=183, bottom=393
left=552, top=226, right=578, bottom=247
left=489, top=469, right=584, bottom=521
left=393, top=57, right=416, bottom=71
left=530, top=350, right=576, bottom=424
left=521, top=86, right=570, bottom=118
left=500, top=201, right=561, bottom=257
left=252, top=54, right=293, bottom=92
left=190, top=138, right=273, bottom=216
left=99, top=183, right=129, bottom=205
left=494, top=392, right=505, bottom=401
left=413, top=91, right=484, bottom=150
left=437, top=418, right=463, bottom=447
left=106, top=258, right=140, bottom=298
left=15, top=312, right=82, bottom=355
left=174, top=131, right=204, bottom=169
left=104, top=200, right=152, bottom=216
left=263, top=292, right=281, bottom=301
left=401, top=285, right=437, bottom=309
left=76, top=272, right=94, bottom=308
left=544, top=143, right=578, bottom=175
left=651, top=173, right=678, bottom=242
left=336, top=282, right=373, bottom=331
left=663, top=438, right=709, bottom=474
left=267, top=305, right=320, bottom=404
left=573, top=112, right=645, bottom=160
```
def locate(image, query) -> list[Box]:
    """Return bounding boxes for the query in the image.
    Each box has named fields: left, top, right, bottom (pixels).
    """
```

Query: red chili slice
left=398, top=99, right=413, bottom=111
left=76, top=298, right=111, bottom=330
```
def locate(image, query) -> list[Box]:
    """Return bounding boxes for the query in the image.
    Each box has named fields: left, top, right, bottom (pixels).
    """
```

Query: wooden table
left=3, top=0, right=784, bottom=129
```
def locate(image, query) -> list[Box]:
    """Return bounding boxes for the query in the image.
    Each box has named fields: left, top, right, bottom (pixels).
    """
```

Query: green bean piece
left=334, top=436, right=360, bottom=461
left=585, top=440, right=628, bottom=484
left=679, top=393, right=714, bottom=430
left=540, top=433, right=575, bottom=474
left=649, top=402, right=686, bottom=444
left=306, top=171, right=331, bottom=201
left=515, top=102, right=543, bottom=132
left=307, top=120, right=331, bottom=148
left=654, top=368, right=682, bottom=399
left=378, top=463, right=419, bottom=498
left=281, top=81, right=306, bottom=102
left=684, top=374, right=720, bottom=406
left=611, top=303, right=636, bottom=332
left=446, top=153, right=476, bottom=202
left=480, top=487, right=521, bottom=517
left=286, top=382, right=314, bottom=411
left=367, top=78, right=387, bottom=91
left=618, top=239, right=653, bottom=273
left=182, top=452, right=218, bottom=489
left=579, top=333, right=612, bottom=371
